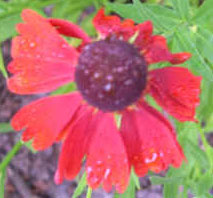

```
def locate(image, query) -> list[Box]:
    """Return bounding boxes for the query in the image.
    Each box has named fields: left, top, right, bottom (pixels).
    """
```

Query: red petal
left=121, top=102, right=185, bottom=176
left=142, top=35, right=173, bottom=64
left=48, top=18, right=91, bottom=45
left=11, top=93, right=82, bottom=150
left=55, top=105, right=94, bottom=184
left=7, top=58, right=75, bottom=94
left=170, top=52, right=192, bottom=64
left=86, top=112, right=130, bottom=193
left=135, top=24, right=191, bottom=65
left=135, top=21, right=153, bottom=48
left=8, top=9, right=78, bottom=94
left=149, top=67, right=202, bottom=122
left=93, top=8, right=136, bottom=40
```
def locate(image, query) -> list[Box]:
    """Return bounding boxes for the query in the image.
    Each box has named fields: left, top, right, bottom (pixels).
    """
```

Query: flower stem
left=0, top=168, right=6, bottom=198
left=0, top=141, right=23, bottom=171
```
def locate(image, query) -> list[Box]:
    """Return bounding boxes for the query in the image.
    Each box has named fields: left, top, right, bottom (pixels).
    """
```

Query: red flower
left=7, top=8, right=201, bottom=193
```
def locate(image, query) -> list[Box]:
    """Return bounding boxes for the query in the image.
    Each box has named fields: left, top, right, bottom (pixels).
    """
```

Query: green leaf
left=0, top=11, right=21, bottom=42
left=132, top=170, right=140, bottom=190
left=86, top=187, right=92, bottom=198
left=193, top=173, right=213, bottom=196
left=0, top=123, right=13, bottom=133
left=163, top=168, right=180, bottom=198
left=0, top=47, right=7, bottom=78
left=192, top=0, right=213, bottom=22
left=195, top=26, right=213, bottom=63
left=106, top=1, right=180, bottom=32
left=51, top=83, right=76, bottom=95
left=175, top=26, right=213, bottom=81
left=0, top=168, right=6, bottom=198
left=198, top=80, right=213, bottom=125
left=114, top=171, right=136, bottom=198
left=182, top=138, right=209, bottom=168
left=72, top=173, right=87, bottom=198
left=163, top=183, right=179, bottom=198
left=170, top=0, right=190, bottom=20
left=150, top=175, right=184, bottom=185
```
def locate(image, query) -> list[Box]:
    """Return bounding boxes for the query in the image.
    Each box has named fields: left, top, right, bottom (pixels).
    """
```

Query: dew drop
left=87, top=166, right=93, bottom=174
left=106, top=75, right=113, bottom=81
left=29, top=42, right=36, bottom=48
left=94, top=72, right=101, bottom=79
left=104, top=168, right=111, bottom=179
left=96, top=160, right=103, bottom=165
left=145, top=153, right=158, bottom=164
left=124, top=79, right=133, bottom=85
left=104, top=83, right=112, bottom=92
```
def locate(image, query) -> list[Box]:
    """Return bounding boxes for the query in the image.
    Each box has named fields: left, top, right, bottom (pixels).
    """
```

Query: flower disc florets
left=75, top=37, right=147, bottom=111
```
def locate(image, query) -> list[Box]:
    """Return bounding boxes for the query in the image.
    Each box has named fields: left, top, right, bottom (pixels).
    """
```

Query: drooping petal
left=149, top=67, right=202, bottom=122
left=120, top=102, right=185, bottom=176
left=11, top=92, right=82, bottom=150
left=54, top=105, right=94, bottom=184
left=93, top=8, right=136, bottom=40
left=48, top=18, right=91, bottom=45
left=142, top=35, right=172, bottom=64
left=86, top=112, right=130, bottom=193
left=8, top=9, right=79, bottom=94
left=135, top=23, right=191, bottom=65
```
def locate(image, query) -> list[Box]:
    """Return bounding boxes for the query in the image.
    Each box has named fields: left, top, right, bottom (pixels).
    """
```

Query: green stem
left=0, top=141, right=23, bottom=170
left=0, top=46, right=8, bottom=78
left=86, top=187, right=93, bottom=198
left=0, top=168, right=6, bottom=198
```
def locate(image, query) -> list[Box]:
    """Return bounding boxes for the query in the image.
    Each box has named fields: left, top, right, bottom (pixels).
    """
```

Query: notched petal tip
left=121, top=103, right=185, bottom=177
left=8, top=9, right=79, bottom=94
left=11, top=93, right=82, bottom=150
left=86, top=112, right=130, bottom=193
left=149, top=67, right=202, bottom=122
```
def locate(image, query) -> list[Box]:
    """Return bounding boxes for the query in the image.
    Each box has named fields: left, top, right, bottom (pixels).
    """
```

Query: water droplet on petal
left=145, top=153, right=158, bottom=164
left=104, top=83, right=112, bottom=92
left=104, top=168, right=111, bottom=179
left=29, top=42, right=36, bottom=48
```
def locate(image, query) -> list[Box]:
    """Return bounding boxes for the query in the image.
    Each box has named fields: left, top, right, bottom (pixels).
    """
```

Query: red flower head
left=7, top=8, right=201, bottom=193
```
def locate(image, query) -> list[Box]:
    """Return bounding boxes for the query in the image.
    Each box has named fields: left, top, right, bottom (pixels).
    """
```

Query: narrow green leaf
left=0, top=168, right=6, bottom=198
left=120, top=174, right=136, bottom=198
left=196, top=26, right=213, bottom=63
left=132, top=170, right=140, bottom=190
left=72, top=173, right=87, bottom=198
left=0, top=123, right=13, bottom=133
left=170, top=0, right=190, bottom=20
left=150, top=176, right=183, bottom=185
left=106, top=1, right=180, bottom=32
left=175, top=27, right=213, bottom=81
left=193, top=173, right=213, bottom=196
left=51, top=83, right=76, bottom=95
left=0, top=12, right=21, bottom=42
left=192, top=0, right=213, bottom=22
left=183, top=138, right=209, bottom=168
left=0, top=47, right=8, bottom=78
left=86, top=187, right=92, bottom=198
left=163, top=183, right=179, bottom=198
